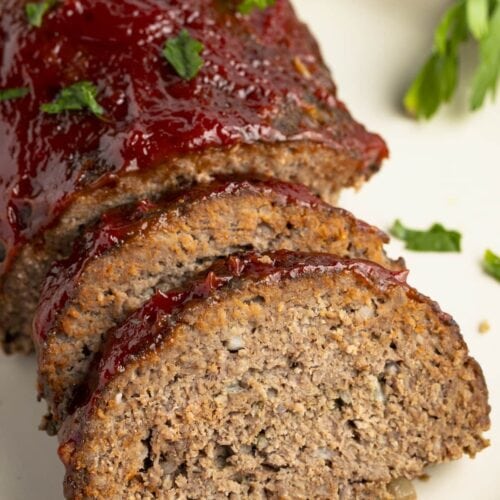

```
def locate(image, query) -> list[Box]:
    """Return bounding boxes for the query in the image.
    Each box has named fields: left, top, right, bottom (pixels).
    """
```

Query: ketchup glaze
left=0, top=0, right=387, bottom=276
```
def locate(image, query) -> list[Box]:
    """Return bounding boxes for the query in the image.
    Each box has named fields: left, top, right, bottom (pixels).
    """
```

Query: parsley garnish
left=404, top=0, right=500, bottom=119
left=41, top=81, right=105, bottom=116
left=483, top=249, right=500, bottom=281
left=237, top=0, right=276, bottom=15
left=470, top=2, right=500, bottom=109
left=26, top=0, right=58, bottom=28
left=163, top=30, right=204, bottom=81
left=0, top=87, right=29, bottom=101
left=390, top=220, right=462, bottom=252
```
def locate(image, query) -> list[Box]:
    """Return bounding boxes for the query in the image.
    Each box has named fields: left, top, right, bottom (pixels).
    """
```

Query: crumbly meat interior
left=40, top=192, right=399, bottom=432
left=62, top=273, right=488, bottom=499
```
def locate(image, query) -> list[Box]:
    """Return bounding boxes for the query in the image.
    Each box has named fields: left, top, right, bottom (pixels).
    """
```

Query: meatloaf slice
left=58, top=251, right=490, bottom=499
left=35, top=177, right=402, bottom=434
left=0, top=0, right=388, bottom=354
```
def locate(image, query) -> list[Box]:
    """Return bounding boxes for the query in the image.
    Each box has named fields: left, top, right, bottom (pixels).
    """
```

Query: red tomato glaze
left=0, top=0, right=387, bottom=276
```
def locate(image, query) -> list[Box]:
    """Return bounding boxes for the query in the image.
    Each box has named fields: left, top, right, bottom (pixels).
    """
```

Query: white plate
left=1, top=1, right=499, bottom=498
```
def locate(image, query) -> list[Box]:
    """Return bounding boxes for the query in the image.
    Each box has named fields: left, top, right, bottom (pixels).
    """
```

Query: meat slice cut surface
left=35, top=177, right=402, bottom=433
left=58, top=251, right=490, bottom=499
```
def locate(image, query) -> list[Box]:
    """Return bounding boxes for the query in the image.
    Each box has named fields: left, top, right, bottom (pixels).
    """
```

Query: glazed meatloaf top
left=59, top=251, right=489, bottom=499
left=0, top=0, right=388, bottom=277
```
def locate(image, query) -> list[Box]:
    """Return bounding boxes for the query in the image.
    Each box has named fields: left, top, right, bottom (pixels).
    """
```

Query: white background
left=1, top=1, right=499, bottom=498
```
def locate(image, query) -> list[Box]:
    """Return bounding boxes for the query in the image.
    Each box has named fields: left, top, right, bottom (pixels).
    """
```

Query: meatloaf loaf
left=58, top=251, right=490, bottom=499
left=0, top=0, right=388, bottom=353
left=35, top=177, right=402, bottom=433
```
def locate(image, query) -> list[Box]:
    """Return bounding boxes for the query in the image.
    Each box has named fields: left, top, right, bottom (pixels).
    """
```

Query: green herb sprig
left=483, top=249, right=500, bottom=281
left=26, top=0, right=58, bottom=28
left=41, top=81, right=105, bottom=117
left=163, top=30, right=204, bottom=81
left=238, top=0, right=276, bottom=15
left=0, top=87, right=30, bottom=101
left=390, top=220, right=462, bottom=252
left=404, top=0, right=500, bottom=119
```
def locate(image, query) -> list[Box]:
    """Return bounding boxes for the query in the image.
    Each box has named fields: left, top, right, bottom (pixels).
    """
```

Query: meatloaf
left=35, top=177, right=402, bottom=434
left=58, top=251, right=490, bottom=499
left=0, top=0, right=388, bottom=353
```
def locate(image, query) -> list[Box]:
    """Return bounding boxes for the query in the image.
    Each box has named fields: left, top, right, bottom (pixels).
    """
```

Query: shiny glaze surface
left=33, top=176, right=329, bottom=348
left=65, top=251, right=409, bottom=420
left=0, top=0, right=388, bottom=276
